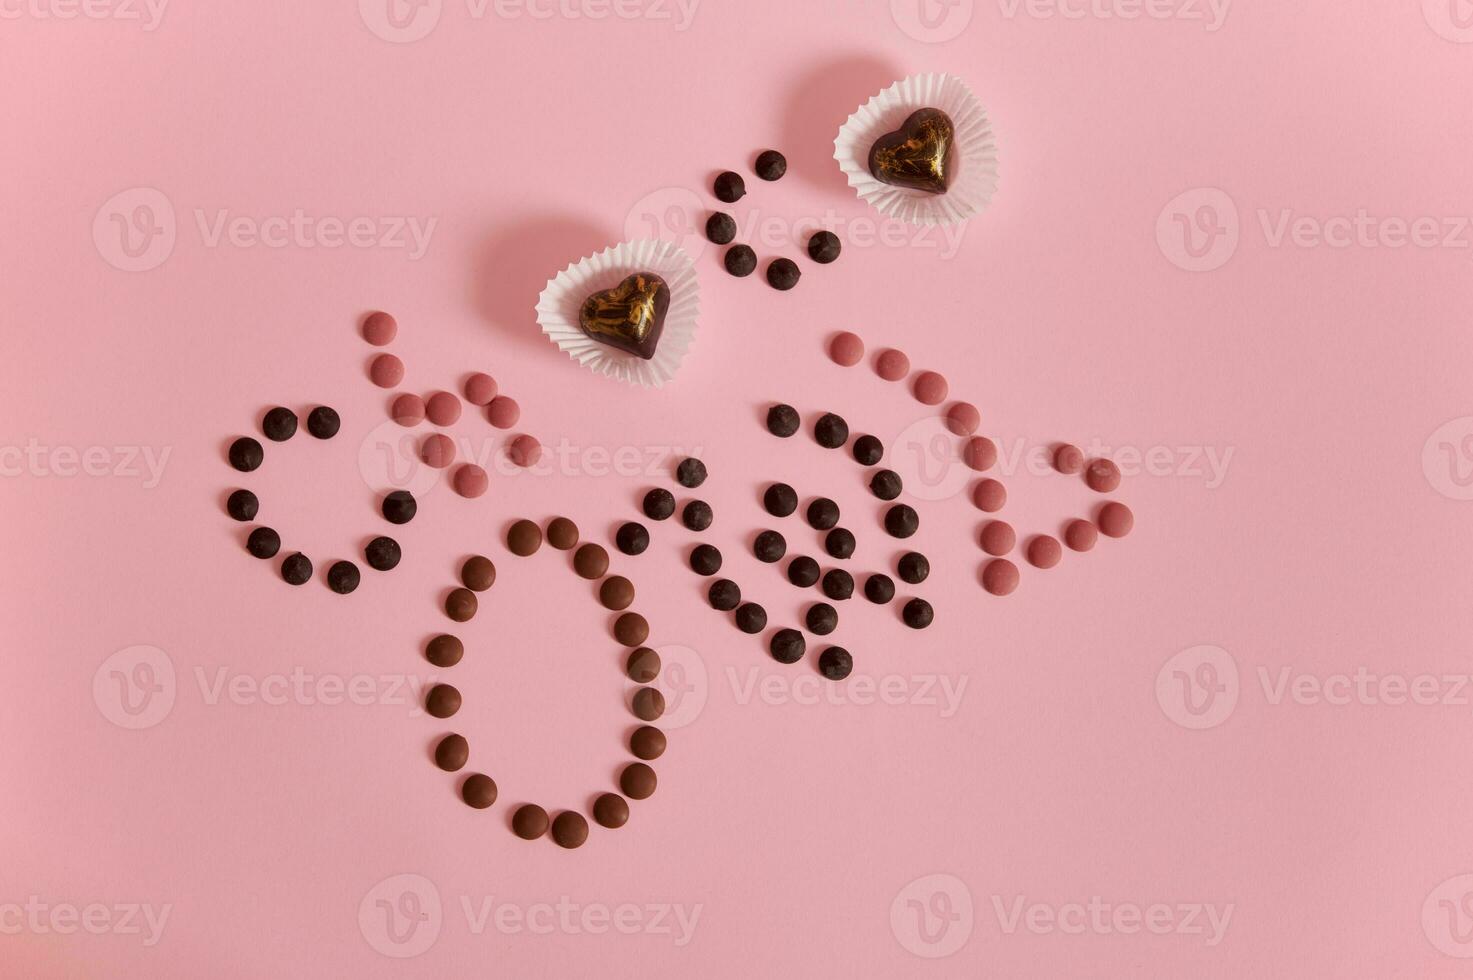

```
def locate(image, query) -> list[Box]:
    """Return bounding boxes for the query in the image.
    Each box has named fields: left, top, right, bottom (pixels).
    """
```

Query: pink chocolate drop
left=508, top=434, right=542, bottom=468
left=1026, top=535, right=1062, bottom=569
left=980, top=521, right=1015, bottom=556
left=452, top=463, right=489, bottom=499
left=363, top=311, right=397, bottom=346
left=912, top=371, right=949, bottom=406
left=972, top=478, right=1006, bottom=513
left=875, top=349, right=910, bottom=382
left=1054, top=444, right=1084, bottom=475
left=981, top=559, right=1019, bottom=596
left=426, top=391, right=462, bottom=427
left=1086, top=458, right=1122, bottom=493
left=464, top=373, right=498, bottom=406
left=420, top=433, right=455, bottom=469
left=487, top=396, right=520, bottom=430
left=963, top=436, right=997, bottom=472
left=390, top=393, right=425, bottom=427
left=945, top=402, right=980, bottom=436
left=1098, top=502, right=1134, bottom=538
left=828, top=332, right=865, bottom=367
left=369, top=353, right=404, bottom=389
left=1064, top=519, right=1098, bottom=552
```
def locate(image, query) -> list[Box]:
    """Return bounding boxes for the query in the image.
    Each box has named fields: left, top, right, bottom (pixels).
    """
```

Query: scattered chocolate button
left=825, top=528, right=856, bottom=559
left=391, top=393, right=425, bottom=426
left=870, top=469, right=903, bottom=501
left=1064, top=519, right=1099, bottom=552
left=420, top=433, right=455, bottom=469
left=972, top=479, right=1006, bottom=513
left=426, top=391, right=461, bottom=426
left=876, top=348, right=910, bottom=382
left=512, top=804, right=549, bottom=840
left=708, top=578, right=741, bottom=611
left=766, top=258, right=801, bottom=291
left=508, top=435, right=541, bottom=468
left=898, top=551, right=930, bottom=584
left=246, top=526, right=280, bottom=559
left=382, top=490, right=417, bottom=525
left=630, top=726, right=666, bottom=760
left=452, top=463, right=488, bottom=498
left=306, top=403, right=340, bottom=436
left=621, top=762, right=657, bottom=800
left=593, top=793, right=630, bottom=829
left=766, top=403, right=800, bottom=437
left=980, top=521, right=1015, bottom=556
left=1098, top=502, right=1134, bottom=538
left=884, top=504, right=920, bottom=539
left=1054, top=444, right=1084, bottom=475
left=227, top=489, right=259, bottom=522
left=229, top=437, right=263, bottom=472
left=363, top=311, right=397, bottom=346
left=643, top=488, right=676, bottom=521
left=435, top=734, right=469, bottom=772
left=614, top=612, right=650, bottom=647
left=281, top=553, right=312, bottom=586
left=507, top=520, right=542, bottom=557
left=487, top=396, right=520, bottom=429
left=735, top=602, right=767, bottom=634
left=682, top=500, right=713, bottom=532
left=615, top=522, right=650, bottom=556
left=328, top=560, right=361, bottom=594
left=690, top=544, right=723, bottom=576
left=981, top=558, right=1020, bottom=596
left=426, top=634, right=463, bottom=668
left=714, top=170, right=746, bottom=203
left=763, top=483, right=798, bottom=517
left=829, top=331, right=865, bottom=366
left=724, top=244, right=757, bottom=277
left=547, top=517, right=579, bottom=551
left=864, top=574, right=896, bottom=604
left=578, top=273, right=670, bottom=360
left=818, top=646, right=854, bottom=681
left=1086, top=459, right=1122, bottom=494
left=770, top=629, right=805, bottom=664
left=913, top=371, right=949, bottom=406
left=632, top=687, right=665, bottom=721
left=852, top=435, right=883, bottom=466
left=868, top=107, right=956, bottom=194
left=787, top=556, right=820, bottom=588
left=807, top=231, right=841, bottom=264
left=706, top=212, right=737, bottom=245
left=573, top=543, right=609, bottom=579
left=464, top=373, right=497, bottom=406
left=806, top=497, right=840, bottom=530
left=945, top=402, right=980, bottom=436
left=626, top=647, right=660, bottom=683
left=262, top=407, right=297, bottom=442
left=754, top=530, right=787, bottom=563
left=675, top=457, right=708, bottom=488
left=1026, top=535, right=1062, bottom=569
left=754, top=149, right=787, bottom=181
left=814, top=413, right=849, bottom=449
left=445, top=588, right=478, bottom=622
left=963, top=436, right=997, bottom=472
left=822, top=569, right=855, bottom=601
left=369, top=353, right=404, bottom=389
left=462, top=551, right=497, bottom=589
left=426, top=683, right=462, bottom=718
left=551, top=811, right=588, bottom=848
left=902, top=598, right=934, bottom=629
left=806, top=602, right=838, bottom=635
left=461, top=773, right=497, bottom=809
left=600, top=575, right=635, bottom=611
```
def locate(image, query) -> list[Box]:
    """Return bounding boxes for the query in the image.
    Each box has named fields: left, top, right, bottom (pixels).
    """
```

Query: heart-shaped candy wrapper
left=867, top=108, right=956, bottom=195
left=577, top=273, right=670, bottom=360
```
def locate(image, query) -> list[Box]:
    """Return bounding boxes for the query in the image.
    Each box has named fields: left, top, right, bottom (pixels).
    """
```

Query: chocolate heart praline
left=577, top=272, right=670, bottom=360
left=867, top=107, right=957, bottom=195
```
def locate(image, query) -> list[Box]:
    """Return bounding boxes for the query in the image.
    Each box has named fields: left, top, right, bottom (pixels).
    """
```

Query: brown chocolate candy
left=426, top=683, right=462, bottom=718
left=600, top=576, right=635, bottom=611
left=867, top=108, right=956, bottom=195
left=462, top=555, right=495, bottom=592
left=435, top=733, right=469, bottom=772
left=573, top=543, right=610, bottom=580
left=620, top=762, right=657, bottom=800
left=578, top=273, right=670, bottom=360
left=508, top=519, right=542, bottom=557
left=547, top=517, right=579, bottom=551
left=631, top=687, right=665, bottom=721
left=426, top=634, right=464, bottom=668
left=630, top=725, right=666, bottom=761
left=512, top=804, right=550, bottom=840
left=445, top=588, right=478, bottom=622
left=626, top=648, right=661, bottom=683
left=593, top=793, right=630, bottom=829
left=613, top=612, right=649, bottom=647
left=551, top=811, right=589, bottom=849
left=462, top=773, right=497, bottom=809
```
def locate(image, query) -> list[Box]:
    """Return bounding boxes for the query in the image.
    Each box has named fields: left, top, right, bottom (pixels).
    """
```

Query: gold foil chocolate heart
left=867, top=108, right=957, bottom=195
left=577, top=272, right=671, bottom=360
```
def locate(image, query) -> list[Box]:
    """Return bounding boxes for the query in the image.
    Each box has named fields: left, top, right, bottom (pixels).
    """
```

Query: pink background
left=5, top=0, right=1473, bottom=976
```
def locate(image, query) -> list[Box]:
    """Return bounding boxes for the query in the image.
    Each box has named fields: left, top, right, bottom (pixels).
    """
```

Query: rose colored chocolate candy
left=980, top=520, right=1015, bottom=556
left=452, top=463, right=488, bottom=499
left=963, top=436, right=997, bottom=472
left=945, top=402, right=980, bottom=436
left=972, top=478, right=1006, bottom=512
left=1027, top=535, right=1062, bottom=569
left=829, top=332, right=865, bottom=367
left=1098, top=502, right=1134, bottom=538
left=391, top=393, right=425, bottom=426
left=620, top=762, right=657, bottom=800
left=462, top=555, right=495, bottom=591
left=547, top=517, right=579, bottom=550
left=420, top=433, right=455, bottom=469
left=487, top=396, right=520, bottom=430
left=551, top=811, right=588, bottom=849
left=630, top=725, right=666, bottom=760
left=1064, top=519, right=1098, bottom=552
left=446, top=588, right=478, bottom=622
left=875, top=348, right=910, bottom=381
left=1086, top=458, right=1122, bottom=493
left=593, top=793, right=629, bottom=829
left=509, top=434, right=541, bottom=468
left=512, top=804, right=549, bottom=840
left=913, top=371, right=949, bottom=406
left=369, top=353, right=404, bottom=388
left=614, top=613, right=650, bottom=647
left=1054, top=444, right=1084, bottom=474
left=363, top=311, right=397, bottom=346
left=426, top=391, right=461, bottom=426
left=464, top=373, right=497, bottom=406
left=982, top=558, right=1019, bottom=596
left=507, top=520, right=542, bottom=556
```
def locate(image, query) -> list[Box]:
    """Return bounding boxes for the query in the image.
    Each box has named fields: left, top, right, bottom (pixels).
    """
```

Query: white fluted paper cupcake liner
left=536, top=239, right=700, bottom=389
left=834, top=73, right=998, bottom=227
